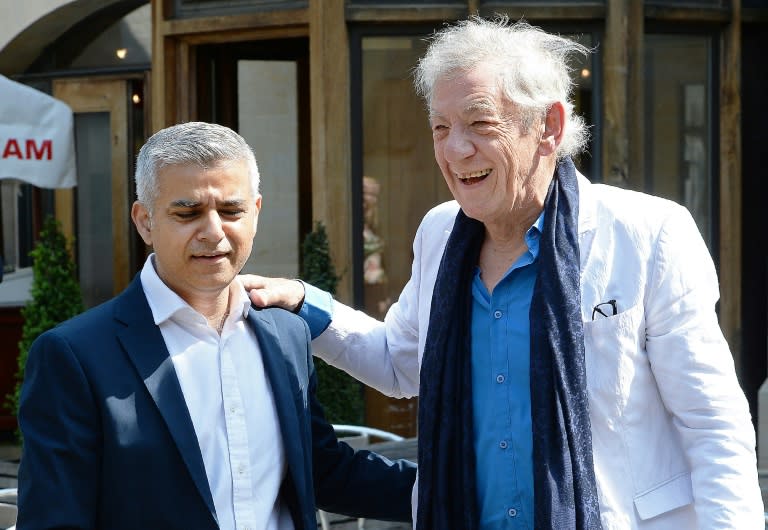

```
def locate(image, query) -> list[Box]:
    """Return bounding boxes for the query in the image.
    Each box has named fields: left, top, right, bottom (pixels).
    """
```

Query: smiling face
left=429, top=63, right=556, bottom=228
left=131, top=159, right=261, bottom=307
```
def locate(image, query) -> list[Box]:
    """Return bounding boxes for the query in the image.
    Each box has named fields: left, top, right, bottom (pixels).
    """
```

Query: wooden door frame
left=52, top=77, right=131, bottom=297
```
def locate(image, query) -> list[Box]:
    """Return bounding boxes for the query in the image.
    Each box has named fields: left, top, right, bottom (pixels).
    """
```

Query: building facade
left=0, top=0, right=766, bottom=440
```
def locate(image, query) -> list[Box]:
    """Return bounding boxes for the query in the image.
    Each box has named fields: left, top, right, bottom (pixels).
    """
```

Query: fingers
left=248, top=288, right=271, bottom=308
left=241, top=275, right=305, bottom=311
left=240, top=274, right=268, bottom=292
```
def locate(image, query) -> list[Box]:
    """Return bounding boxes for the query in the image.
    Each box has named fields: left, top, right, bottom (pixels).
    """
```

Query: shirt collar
left=525, top=210, right=545, bottom=259
left=139, top=254, right=251, bottom=326
left=531, top=209, right=545, bottom=234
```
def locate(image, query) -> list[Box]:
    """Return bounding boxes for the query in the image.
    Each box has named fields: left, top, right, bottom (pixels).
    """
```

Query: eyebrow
left=169, top=198, right=248, bottom=208
left=429, top=98, right=499, bottom=121
left=170, top=199, right=199, bottom=208
left=465, top=98, right=498, bottom=114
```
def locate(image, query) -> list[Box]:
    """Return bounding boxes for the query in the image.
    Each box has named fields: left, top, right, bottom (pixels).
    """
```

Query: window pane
left=647, top=0, right=723, bottom=5
left=361, top=35, right=448, bottom=320
left=174, top=0, right=307, bottom=18
left=238, top=60, right=300, bottom=278
left=1, top=181, right=17, bottom=271
left=565, top=33, right=596, bottom=180
left=479, top=0, right=603, bottom=3
left=351, top=0, right=461, bottom=3
left=645, top=35, right=712, bottom=247
left=360, top=35, right=439, bottom=437
left=74, top=112, right=114, bottom=308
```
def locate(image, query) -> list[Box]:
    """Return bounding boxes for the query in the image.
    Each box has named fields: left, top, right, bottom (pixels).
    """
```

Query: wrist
left=292, top=279, right=308, bottom=313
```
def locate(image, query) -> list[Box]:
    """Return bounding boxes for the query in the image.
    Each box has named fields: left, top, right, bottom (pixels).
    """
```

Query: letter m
left=26, top=139, right=52, bottom=160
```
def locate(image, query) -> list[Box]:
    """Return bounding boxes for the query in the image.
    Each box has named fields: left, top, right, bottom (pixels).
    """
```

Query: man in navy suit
left=16, top=121, right=416, bottom=529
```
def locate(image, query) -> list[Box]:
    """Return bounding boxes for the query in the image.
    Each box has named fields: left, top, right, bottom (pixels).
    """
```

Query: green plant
left=301, top=221, right=341, bottom=294
left=301, top=221, right=364, bottom=425
left=6, top=216, right=84, bottom=424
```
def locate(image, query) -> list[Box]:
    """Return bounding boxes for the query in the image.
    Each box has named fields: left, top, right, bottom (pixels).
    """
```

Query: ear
left=253, top=194, right=262, bottom=232
left=538, top=101, right=565, bottom=156
left=131, top=201, right=153, bottom=246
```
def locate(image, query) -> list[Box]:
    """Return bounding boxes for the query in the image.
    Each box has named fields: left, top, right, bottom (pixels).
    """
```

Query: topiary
left=5, top=216, right=84, bottom=430
left=301, top=221, right=364, bottom=425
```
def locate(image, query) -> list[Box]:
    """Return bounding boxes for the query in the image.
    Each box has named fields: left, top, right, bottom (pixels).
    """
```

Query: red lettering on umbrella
left=2, top=138, right=53, bottom=160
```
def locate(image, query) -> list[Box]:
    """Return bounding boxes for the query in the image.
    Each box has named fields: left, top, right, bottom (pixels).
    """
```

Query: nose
left=198, top=210, right=225, bottom=242
left=443, top=126, right=476, bottom=162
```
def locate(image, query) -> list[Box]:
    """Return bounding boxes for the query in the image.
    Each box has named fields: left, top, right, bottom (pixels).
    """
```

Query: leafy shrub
left=301, top=221, right=364, bottom=425
left=6, top=216, right=84, bottom=426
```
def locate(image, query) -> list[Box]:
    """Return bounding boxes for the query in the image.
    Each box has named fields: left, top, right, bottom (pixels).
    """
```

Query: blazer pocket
left=633, top=471, right=693, bottom=520
left=582, top=302, right=645, bottom=402
left=583, top=301, right=644, bottom=338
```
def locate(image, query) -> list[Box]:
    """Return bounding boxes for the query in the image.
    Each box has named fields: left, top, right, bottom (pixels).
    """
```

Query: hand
left=241, top=274, right=305, bottom=312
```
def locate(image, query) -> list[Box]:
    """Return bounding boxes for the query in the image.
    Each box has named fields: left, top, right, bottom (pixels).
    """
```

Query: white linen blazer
left=314, top=174, right=763, bottom=529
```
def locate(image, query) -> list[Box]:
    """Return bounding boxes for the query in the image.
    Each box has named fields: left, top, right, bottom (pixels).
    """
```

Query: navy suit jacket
left=17, top=275, right=415, bottom=529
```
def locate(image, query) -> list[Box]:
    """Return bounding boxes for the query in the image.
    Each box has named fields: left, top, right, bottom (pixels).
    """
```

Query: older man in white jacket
left=246, top=16, right=763, bottom=530
left=295, top=181, right=764, bottom=528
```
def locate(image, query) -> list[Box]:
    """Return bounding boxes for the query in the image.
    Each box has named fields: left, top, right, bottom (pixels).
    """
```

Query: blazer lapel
left=577, top=172, right=598, bottom=272
left=114, top=277, right=217, bottom=520
left=247, top=308, right=307, bottom=504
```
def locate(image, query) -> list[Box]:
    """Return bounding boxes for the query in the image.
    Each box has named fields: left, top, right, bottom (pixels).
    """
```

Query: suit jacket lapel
left=114, top=277, right=217, bottom=520
left=247, top=308, right=307, bottom=506
left=577, top=172, right=597, bottom=272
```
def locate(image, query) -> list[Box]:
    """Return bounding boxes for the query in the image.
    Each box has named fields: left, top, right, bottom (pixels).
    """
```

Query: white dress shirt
left=140, top=255, right=294, bottom=530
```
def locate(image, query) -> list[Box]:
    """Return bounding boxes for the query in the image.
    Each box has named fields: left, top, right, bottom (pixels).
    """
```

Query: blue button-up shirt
left=300, top=212, right=544, bottom=529
left=471, top=213, right=543, bottom=529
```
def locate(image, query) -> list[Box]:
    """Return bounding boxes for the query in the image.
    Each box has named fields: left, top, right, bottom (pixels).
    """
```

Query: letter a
left=2, top=139, right=23, bottom=159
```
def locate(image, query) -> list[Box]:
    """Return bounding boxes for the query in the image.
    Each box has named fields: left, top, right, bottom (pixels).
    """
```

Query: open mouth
left=457, top=168, right=491, bottom=185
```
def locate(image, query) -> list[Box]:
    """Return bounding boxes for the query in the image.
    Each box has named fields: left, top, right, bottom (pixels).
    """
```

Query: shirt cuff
left=296, top=280, right=333, bottom=340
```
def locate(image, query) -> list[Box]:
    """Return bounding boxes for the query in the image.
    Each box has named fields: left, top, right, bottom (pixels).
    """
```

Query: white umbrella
left=0, top=74, right=75, bottom=189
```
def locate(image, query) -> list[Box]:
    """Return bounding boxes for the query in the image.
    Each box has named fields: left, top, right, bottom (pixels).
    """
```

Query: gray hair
left=135, top=121, right=260, bottom=213
left=414, top=16, right=591, bottom=159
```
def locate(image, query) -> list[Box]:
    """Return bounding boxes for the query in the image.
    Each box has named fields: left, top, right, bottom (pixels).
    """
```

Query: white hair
left=414, top=16, right=591, bottom=159
left=135, top=121, right=260, bottom=213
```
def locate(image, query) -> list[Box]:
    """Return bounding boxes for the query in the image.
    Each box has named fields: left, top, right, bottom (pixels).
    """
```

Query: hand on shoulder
left=241, top=274, right=305, bottom=312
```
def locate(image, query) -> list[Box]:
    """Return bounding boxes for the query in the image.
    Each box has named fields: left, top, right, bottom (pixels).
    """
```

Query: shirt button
left=229, top=406, right=236, bottom=413
left=499, top=440, right=508, bottom=449
left=508, top=508, right=518, bottom=517
left=496, top=374, right=505, bottom=383
left=493, top=310, right=502, bottom=319
left=238, top=463, right=246, bottom=474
